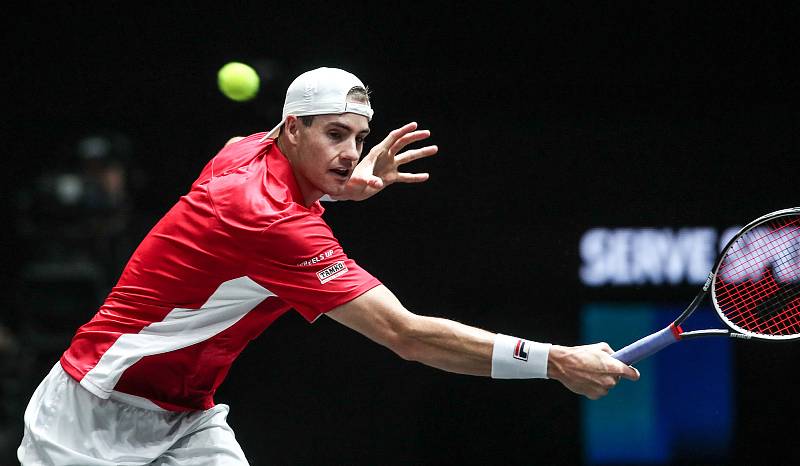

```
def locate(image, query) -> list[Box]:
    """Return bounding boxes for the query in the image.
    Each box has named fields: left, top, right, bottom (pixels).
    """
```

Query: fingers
left=381, top=122, right=419, bottom=147
left=585, top=390, right=607, bottom=401
left=382, top=123, right=434, bottom=155
left=395, top=173, right=430, bottom=184
left=585, top=370, right=632, bottom=400
left=395, top=145, right=438, bottom=165
left=391, top=130, right=432, bottom=153
left=601, top=358, right=639, bottom=386
left=349, top=174, right=384, bottom=188
left=601, top=350, right=639, bottom=382
left=561, top=343, right=642, bottom=400
left=595, top=342, right=639, bottom=381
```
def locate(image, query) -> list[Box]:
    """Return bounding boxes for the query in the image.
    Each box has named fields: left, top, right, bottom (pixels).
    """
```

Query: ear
left=283, top=115, right=302, bottom=145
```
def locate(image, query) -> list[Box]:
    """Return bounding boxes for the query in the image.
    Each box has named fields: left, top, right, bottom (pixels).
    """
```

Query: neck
left=275, top=136, right=321, bottom=208
left=275, top=135, right=287, bottom=156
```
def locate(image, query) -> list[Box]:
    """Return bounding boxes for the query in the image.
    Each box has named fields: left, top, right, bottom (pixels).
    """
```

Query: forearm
left=400, top=315, right=494, bottom=376
left=328, top=286, right=639, bottom=398
left=327, top=287, right=539, bottom=377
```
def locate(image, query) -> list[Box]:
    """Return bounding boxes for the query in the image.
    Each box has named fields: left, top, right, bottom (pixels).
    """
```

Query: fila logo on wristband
left=513, top=339, right=530, bottom=361
left=492, top=334, right=549, bottom=379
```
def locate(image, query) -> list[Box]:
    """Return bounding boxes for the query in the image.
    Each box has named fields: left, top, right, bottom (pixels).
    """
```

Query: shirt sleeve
left=246, top=212, right=381, bottom=322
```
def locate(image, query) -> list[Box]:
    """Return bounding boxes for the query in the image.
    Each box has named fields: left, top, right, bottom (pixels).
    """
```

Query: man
left=19, top=67, right=638, bottom=465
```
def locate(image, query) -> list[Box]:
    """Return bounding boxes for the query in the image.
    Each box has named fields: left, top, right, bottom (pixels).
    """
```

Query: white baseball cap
left=261, top=67, right=374, bottom=142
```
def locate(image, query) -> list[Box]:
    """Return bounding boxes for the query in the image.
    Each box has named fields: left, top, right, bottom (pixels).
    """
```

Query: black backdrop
left=5, top=3, right=798, bottom=465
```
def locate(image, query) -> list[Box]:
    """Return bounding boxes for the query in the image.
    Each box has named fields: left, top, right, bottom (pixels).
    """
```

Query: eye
left=356, top=136, right=365, bottom=145
left=328, top=132, right=342, bottom=141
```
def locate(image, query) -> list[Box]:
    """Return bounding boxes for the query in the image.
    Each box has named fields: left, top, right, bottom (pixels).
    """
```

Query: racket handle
left=611, top=324, right=681, bottom=365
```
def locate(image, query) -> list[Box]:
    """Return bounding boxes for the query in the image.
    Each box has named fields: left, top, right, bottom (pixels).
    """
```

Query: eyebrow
left=327, top=121, right=370, bottom=135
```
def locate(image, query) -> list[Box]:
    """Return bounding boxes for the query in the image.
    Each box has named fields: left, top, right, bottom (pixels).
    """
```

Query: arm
left=327, top=285, right=640, bottom=399
left=331, top=122, right=438, bottom=202
left=327, top=285, right=493, bottom=375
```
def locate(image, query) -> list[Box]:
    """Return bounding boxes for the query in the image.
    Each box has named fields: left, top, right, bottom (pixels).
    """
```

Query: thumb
left=621, top=365, right=640, bottom=381
left=366, top=176, right=384, bottom=189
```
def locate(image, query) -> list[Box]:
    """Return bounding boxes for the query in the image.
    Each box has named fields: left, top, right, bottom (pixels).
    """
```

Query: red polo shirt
left=60, top=133, right=380, bottom=411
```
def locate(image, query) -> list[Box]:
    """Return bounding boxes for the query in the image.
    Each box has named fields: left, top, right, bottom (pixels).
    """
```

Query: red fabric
left=61, top=134, right=380, bottom=411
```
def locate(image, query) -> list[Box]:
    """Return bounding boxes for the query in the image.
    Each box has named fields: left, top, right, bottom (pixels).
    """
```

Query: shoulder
left=203, top=133, right=270, bottom=180
left=203, top=136, right=308, bottom=232
left=209, top=175, right=313, bottom=234
left=225, top=136, right=246, bottom=146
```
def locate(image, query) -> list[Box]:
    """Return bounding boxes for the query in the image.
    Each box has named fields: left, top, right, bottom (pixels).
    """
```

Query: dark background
left=4, top=3, right=798, bottom=465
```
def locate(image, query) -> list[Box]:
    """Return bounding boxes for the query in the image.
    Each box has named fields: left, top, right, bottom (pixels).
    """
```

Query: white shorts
left=18, top=362, right=250, bottom=465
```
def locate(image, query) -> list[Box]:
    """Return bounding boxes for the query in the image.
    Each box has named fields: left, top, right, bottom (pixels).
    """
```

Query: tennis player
left=18, top=67, right=639, bottom=465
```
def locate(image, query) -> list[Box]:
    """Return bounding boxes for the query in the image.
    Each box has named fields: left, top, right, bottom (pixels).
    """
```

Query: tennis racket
left=612, top=207, right=800, bottom=365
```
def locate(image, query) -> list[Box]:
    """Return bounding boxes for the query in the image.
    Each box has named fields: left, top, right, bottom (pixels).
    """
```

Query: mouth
left=329, top=167, right=351, bottom=180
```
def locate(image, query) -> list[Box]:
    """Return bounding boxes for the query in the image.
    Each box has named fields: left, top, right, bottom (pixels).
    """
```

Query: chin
left=328, top=180, right=349, bottom=193
left=321, top=186, right=344, bottom=198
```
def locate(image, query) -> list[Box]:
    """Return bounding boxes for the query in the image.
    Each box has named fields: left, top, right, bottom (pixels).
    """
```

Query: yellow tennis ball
left=217, top=62, right=260, bottom=102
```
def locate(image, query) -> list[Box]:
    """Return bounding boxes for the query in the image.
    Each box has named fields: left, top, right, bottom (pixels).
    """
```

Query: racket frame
left=710, top=207, right=800, bottom=341
left=611, top=207, right=800, bottom=364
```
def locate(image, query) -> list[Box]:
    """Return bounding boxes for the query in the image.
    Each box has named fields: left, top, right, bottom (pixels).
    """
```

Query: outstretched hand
left=547, top=343, right=640, bottom=400
left=333, top=122, right=438, bottom=201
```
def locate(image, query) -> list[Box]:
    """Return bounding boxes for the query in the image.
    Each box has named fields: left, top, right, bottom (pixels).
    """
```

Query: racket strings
left=726, top=285, right=800, bottom=337
left=719, top=236, right=800, bottom=335
left=717, top=222, right=800, bottom=335
left=721, top=274, right=800, bottom=336
left=714, top=216, right=800, bottom=337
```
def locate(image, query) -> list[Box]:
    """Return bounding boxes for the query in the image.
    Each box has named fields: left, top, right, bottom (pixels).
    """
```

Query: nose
left=340, top=138, right=360, bottom=162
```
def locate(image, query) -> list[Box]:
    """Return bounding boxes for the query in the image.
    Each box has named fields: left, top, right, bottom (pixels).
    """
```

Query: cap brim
left=259, top=119, right=284, bottom=142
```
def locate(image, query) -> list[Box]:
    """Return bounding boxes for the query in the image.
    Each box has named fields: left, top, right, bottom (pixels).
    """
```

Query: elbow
left=394, top=340, right=418, bottom=362
left=388, top=315, right=423, bottom=362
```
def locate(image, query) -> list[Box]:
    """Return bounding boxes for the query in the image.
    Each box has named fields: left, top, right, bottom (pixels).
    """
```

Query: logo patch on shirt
left=513, top=339, right=530, bottom=361
left=317, top=261, right=348, bottom=284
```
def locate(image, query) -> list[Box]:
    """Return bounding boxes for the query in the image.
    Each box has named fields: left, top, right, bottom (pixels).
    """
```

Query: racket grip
left=611, top=324, right=681, bottom=365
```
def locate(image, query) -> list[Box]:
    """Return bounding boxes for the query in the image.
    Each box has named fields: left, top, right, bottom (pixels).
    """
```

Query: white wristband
left=491, top=334, right=551, bottom=379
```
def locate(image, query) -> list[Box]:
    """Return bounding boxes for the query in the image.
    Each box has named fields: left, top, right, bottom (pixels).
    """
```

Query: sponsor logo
left=317, top=261, right=348, bottom=284
left=297, top=249, right=334, bottom=267
left=513, top=339, right=529, bottom=361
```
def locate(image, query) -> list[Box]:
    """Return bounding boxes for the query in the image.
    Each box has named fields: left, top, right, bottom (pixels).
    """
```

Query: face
left=285, top=113, right=370, bottom=204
